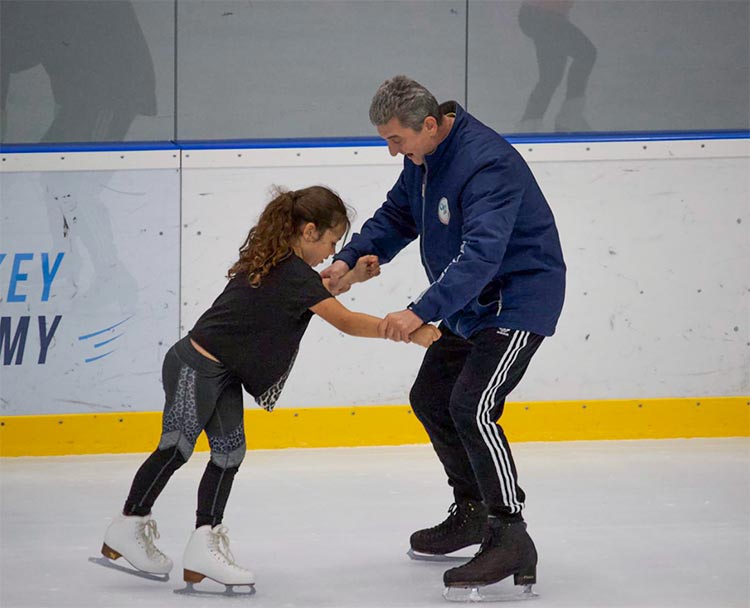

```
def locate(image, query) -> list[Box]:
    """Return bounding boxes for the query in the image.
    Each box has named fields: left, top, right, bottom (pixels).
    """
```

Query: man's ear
left=423, top=115, right=438, bottom=134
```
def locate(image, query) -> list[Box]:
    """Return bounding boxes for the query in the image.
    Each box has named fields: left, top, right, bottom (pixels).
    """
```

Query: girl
left=97, top=186, right=440, bottom=592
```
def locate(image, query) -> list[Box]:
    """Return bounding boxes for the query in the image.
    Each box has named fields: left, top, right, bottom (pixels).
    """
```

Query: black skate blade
left=88, top=556, right=170, bottom=582
left=174, top=581, right=256, bottom=597
left=407, top=547, right=475, bottom=563
left=443, top=583, right=539, bottom=603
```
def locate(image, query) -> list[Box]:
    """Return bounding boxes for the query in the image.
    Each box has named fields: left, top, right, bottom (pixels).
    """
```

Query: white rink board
left=181, top=140, right=750, bottom=409
left=2, top=140, right=747, bottom=416
left=180, top=150, right=428, bottom=409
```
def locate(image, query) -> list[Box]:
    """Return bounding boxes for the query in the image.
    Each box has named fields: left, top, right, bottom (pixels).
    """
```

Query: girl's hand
left=321, top=260, right=351, bottom=295
left=324, top=255, right=379, bottom=296
left=351, top=255, right=381, bottom=284
left=409, top=324, right=442, bottom=348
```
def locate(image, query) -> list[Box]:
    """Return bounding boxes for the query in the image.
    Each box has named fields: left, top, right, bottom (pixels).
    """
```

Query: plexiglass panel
left=3, top=0, right=747, bottom=144
left=467, top=0, right=750, bottom=134
left=0, top=0, right=174, bottom=144
left=176, top=0, right=466, bottom=139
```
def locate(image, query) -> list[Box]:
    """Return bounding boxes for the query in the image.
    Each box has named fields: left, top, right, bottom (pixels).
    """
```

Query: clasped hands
left=378, top=309, right=441, bottom=348
left=321, top=258, right=441, bottom=348
left=322, top=256, right=380, bottom=295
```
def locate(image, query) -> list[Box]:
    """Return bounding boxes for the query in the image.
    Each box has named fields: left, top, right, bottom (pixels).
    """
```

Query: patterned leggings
left=123, top=336, right=246, bottom=528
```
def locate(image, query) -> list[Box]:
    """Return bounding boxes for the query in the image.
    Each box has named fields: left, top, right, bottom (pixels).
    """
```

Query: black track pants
left=410, top=326, right=544, bottom=520
left=123, top=337, right=246, bottom=528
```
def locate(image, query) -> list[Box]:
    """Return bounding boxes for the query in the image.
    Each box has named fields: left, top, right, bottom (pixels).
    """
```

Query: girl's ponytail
left=228, top=186, right=350, bottom=286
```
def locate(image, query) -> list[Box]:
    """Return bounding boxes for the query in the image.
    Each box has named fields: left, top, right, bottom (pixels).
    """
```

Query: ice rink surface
left=1, top=438, right=748, bottom=608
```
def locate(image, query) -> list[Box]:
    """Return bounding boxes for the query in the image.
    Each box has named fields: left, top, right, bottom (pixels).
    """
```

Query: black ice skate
left=407, top=500, right=488, bottom=562
left=442, top=517, right=538, bottom=602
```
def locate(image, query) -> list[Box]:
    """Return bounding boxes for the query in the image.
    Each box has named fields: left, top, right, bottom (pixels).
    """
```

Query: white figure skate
left=89, top=513, right=172, bottom=581
left=174, top=524, right=255, bottom=596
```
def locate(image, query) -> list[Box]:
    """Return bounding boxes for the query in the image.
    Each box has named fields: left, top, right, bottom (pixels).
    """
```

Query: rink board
left=1, top=396, right=748, bottom=457
left=2, top=136, right=748, bottom=456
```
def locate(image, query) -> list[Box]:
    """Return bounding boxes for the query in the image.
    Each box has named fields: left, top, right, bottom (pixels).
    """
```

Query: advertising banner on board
left=0, top=166, right=180, bottom=415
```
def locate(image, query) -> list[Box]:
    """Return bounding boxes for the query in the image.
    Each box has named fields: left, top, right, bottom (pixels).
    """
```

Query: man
left=323, top=76, right=565, bottom=591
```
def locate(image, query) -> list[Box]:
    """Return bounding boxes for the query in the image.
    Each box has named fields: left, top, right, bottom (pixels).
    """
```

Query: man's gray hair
left=369, top=75, right=442, bottom=131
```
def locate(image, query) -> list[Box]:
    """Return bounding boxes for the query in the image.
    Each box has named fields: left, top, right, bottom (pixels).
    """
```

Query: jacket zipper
left=420, top=162, right=435, bottom=282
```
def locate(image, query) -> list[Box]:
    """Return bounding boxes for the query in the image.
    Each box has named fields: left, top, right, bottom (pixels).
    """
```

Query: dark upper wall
left=1, top=0, right=748, bottom=144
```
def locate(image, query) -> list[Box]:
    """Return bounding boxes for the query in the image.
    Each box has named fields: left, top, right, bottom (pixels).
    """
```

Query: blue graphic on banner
left=78, top=316, right=132, bottom=363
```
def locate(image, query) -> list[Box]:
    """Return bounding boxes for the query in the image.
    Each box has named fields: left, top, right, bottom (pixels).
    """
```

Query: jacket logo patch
left=437, top=197, right=451, bottom=225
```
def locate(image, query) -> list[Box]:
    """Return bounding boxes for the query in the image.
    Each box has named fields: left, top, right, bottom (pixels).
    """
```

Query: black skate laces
left=471, top=519, right=505, bottom=559
left=423, top=502, right=474, bottom=538
left=475, top=519, right=518, bottom=557
left=453, top=502, right=480, bottom=524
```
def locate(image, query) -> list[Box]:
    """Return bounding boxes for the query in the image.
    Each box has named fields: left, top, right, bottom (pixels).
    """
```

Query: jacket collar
left=423, top=101, right=465, bottom=168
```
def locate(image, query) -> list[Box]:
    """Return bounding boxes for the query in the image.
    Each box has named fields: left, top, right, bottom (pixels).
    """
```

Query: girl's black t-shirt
left=189, top=254, right=332, bottom=410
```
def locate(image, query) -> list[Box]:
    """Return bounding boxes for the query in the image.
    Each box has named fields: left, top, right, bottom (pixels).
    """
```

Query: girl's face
left=297, top=222, right=347, bottom=267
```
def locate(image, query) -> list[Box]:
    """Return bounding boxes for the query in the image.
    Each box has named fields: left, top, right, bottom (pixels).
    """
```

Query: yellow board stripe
left=1, top=397, right=748, bottom=457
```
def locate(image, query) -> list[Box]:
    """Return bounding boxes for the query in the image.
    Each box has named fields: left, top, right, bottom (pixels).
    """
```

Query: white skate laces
left=177, top=524, right=255, bottom=593
left=208, top=525, right=241, bottom=568
left=137, top=517, right=170, bottom=565
left=94, top=514, right=173, bottom=579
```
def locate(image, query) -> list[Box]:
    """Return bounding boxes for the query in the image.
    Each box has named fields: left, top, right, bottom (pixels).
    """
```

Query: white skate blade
left=443, top=582, right=538, bottom=603
left=174, top=581, right=256, bottom=597
left=88, top=556, right=170, bottom=582
left=407, top=547, right=476, bottom=563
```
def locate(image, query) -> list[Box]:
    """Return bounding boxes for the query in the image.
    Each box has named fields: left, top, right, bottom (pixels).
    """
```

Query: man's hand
left=321, top=260, right=351, bottom=295
left=409, top=324, right=442, bottom=348
left=379, top=309, right=424, bottom=342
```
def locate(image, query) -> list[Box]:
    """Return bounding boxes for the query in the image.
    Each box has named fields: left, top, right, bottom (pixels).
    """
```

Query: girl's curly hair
left=228, top=185, right=351, bottom=286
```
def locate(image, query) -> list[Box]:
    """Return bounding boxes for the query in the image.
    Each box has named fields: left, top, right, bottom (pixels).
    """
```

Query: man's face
left=376, top=116, right=438, bottom=166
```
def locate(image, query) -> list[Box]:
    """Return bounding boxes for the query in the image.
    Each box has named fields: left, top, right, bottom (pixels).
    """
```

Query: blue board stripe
left=2, top=130, right=747, bottom=154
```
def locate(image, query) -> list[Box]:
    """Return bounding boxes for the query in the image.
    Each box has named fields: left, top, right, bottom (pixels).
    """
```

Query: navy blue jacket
left=336, top=102, right=566, bottom=339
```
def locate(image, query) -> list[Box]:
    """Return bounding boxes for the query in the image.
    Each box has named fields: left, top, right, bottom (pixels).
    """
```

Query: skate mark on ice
left=407, top=547, right=475, bottom=563
left=174, top=580, right=256, bottom=597
left=88, top=556, right=170, bottom=582
left=443, top=583, right=539, bottom=603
